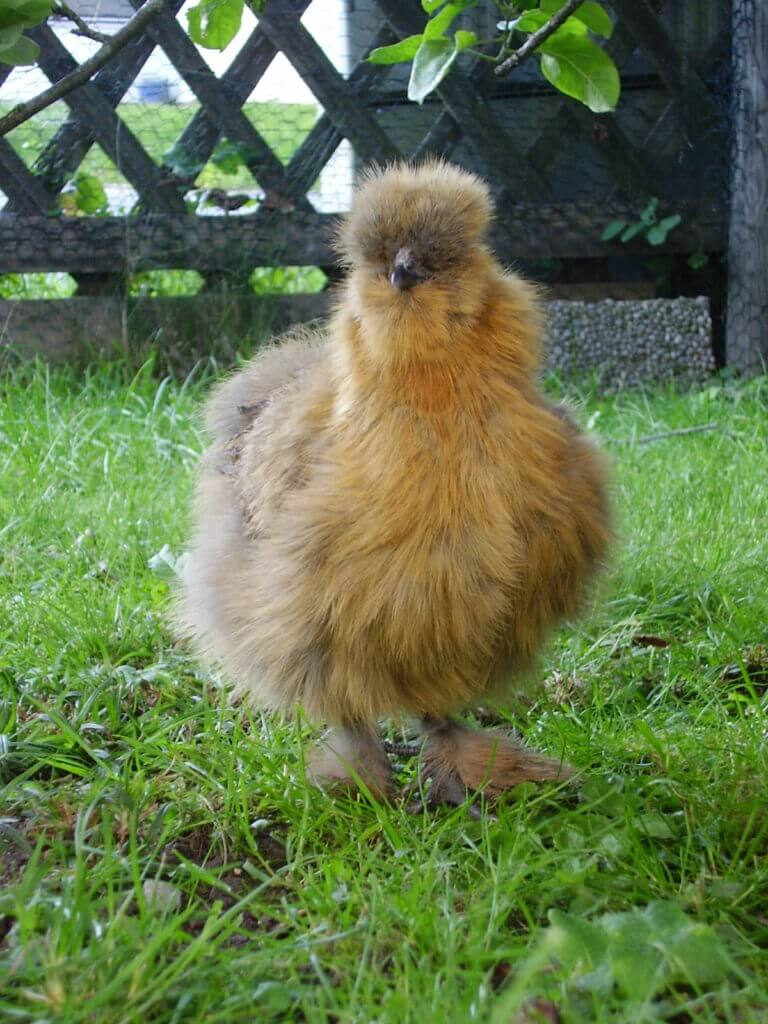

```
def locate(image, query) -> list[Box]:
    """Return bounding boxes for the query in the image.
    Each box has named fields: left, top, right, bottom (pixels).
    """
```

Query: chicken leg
left=307, top=724, right=393, bottom=799
left=420, top=717, right=571, bottom=806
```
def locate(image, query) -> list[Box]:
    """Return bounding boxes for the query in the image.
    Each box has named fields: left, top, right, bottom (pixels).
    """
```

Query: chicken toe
left=421, top=718, right=572, bottom=803
left=306, top=725, right=393, bottom=800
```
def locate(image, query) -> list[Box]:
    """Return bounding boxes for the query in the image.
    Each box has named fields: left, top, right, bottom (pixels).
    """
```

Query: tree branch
left=495, top=0, right=584, bottom=77
left=0, top=0, right=169, bottom=136
left=52, top=2, right=112, bottom=44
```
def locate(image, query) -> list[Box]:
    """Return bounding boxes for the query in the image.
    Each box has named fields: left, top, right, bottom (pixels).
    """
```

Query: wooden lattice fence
left=0, top=0, right=742, bottom=364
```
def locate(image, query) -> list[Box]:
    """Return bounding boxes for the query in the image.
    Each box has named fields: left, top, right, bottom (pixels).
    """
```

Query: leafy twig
left=0, top=0, right=169, bottom=136
left=53, top=2, right=112, bottom=44
left=495, top=0, right=583, bottom=76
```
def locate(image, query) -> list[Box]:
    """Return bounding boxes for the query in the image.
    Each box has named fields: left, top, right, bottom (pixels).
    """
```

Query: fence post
left=726, top=0, right=768, bottom=375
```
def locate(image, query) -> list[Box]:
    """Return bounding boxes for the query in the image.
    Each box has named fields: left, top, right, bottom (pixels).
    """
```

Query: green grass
left=1, top=101, right=319, bottom=187
left=0, top=267, right=327, bottom=301
left=1, top=361, right=767, bottom=1023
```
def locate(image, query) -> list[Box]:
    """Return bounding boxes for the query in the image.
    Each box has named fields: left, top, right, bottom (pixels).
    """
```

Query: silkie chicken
left=178, top=160, right=611, bottom=805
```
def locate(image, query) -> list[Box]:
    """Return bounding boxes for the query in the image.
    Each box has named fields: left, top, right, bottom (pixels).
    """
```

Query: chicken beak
left=390, top=248, right=424, bottom=291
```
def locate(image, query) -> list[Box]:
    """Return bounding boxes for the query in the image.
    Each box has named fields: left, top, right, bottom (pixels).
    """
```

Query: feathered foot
left=419, top=718, right=572, bottom=807
left=306, top=724, right=393, bottom=800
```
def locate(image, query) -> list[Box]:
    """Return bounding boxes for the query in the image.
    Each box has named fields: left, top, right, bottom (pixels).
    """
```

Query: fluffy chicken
left=178, top=161, right=611, bottom=804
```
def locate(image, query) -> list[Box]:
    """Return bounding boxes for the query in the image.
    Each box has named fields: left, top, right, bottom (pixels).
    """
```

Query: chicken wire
left=0, top=0, right=732, bottom=301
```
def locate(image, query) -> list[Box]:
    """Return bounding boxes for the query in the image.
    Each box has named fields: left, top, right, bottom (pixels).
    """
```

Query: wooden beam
left=0, top=203, right=727, bottom=274
left=726, top=0, right=768, bottom=374
left=161, top=17, right=309, bottom=185
left=5, top=0, right=185, bottom=210
left=253, top=0, right=401, bottom=164
left=127, top=0, right=304, bottom=203
left=609, top=0, right=719, bottom=134
left=250, top=23, right=399, bottom=210
left=0, top=212, right=336, bottom=272
left=0, top=139, right=57, bottom=214
left=0, top=294, right=331, bottom=365
left=28, top=23, right=185, bottom=213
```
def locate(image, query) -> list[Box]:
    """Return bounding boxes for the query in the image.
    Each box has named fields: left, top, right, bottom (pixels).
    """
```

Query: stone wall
left=1, top=295, right=715, bottom=389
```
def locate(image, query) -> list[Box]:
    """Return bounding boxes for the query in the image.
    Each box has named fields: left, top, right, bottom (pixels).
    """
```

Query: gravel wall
left=545, top=296, right=715, bottom=390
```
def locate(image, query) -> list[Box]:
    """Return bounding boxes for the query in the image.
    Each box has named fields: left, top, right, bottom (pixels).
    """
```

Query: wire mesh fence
left=0, top=0, right=733, bottom=364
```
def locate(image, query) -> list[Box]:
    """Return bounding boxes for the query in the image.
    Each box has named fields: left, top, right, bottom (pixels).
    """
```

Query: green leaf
left=539, top=34, right=620, bottom=112
left=646, top=214, right=682, bottom=246
left=688, top=246, right=708, bottom=270
left=541, top=0, right=613, bottom=38
left=514, top=9, right=587, bottom=36
left=163, top=142, right=205, bottom=180
left=0, top=32, right=39, bottom=65
left=513, top=10, right=551, bottom=32
left=454, top=28, right=477, bottom=51
left=637, top=810, right=677, bottom=836
left=187, top=0, right=243, bottom=50
left=422, top=0, right=448, bottom=12
left=0, top=25, right=23, bottom=52
left=640, top=196, right=659, bottom=224
left=407, top=28, right=476, bottom=102
left=600, top=219, right=626, bottom=241
left=408, top=37, right=457, bottom=103
left=620, top=221, right=644, bottom=242
left=603, top=911, right=663, bottom=1000
left=368, top=34, right=423, bottom=64
left=546, top=909, right=609, bottom=969
left=14, top=0, right=53, bottom=25
left=253, top=982, right=293, bottom=1012
left=72, top=173, right=108, bottom=215
left=0, top=0, right=52, bottom=28
left=210, top=138, right=250, bottom=174
left=424, top=1, right=476, bottom=40
left=668, top=923, right=731, bottom=986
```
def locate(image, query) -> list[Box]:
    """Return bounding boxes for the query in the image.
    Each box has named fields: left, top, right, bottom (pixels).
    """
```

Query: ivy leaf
left=541, top=0, right=613, bottom=38
left=187, top=0, right=244, bottom=50
left=600, top=219, right=627, bottom=241
left=407, top=30, right=476, bottom=103
left=688, top=247, right=709, bottom=270
left=539, top=34, right=620, bottom=112
left=640, top=196, right=659, bottom=223
left=210, top=138, right=254, bottom=175
left=73, top=173, right=108, bottom=215
left=646, top=214, right=681, bottom=246
left=620, top=221, right=645, bottom=242
left=163, top=142, right=205, bottom=180
left=0, top=33, right=39, bottom=65
left=368, top=35, right=423, bottom=64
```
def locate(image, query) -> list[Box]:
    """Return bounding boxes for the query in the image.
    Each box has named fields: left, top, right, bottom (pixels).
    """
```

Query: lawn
left=1, top=360, right=767, bottom=1023
left=1, top=101, right=319, bottom=187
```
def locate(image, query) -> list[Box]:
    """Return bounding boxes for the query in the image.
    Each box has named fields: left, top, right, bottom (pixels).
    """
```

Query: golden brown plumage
left=178, top=161, right=611, bottom=803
